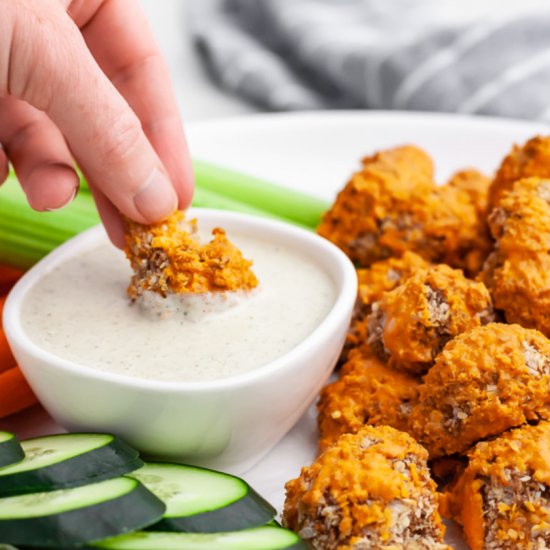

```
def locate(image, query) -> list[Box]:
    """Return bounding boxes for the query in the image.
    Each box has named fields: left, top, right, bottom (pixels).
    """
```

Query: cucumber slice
left=90, top=527, right=307, bottom=549
left=0, top=433, right=143, bottom=497
left=0, top=477, right=165, bottom=548
left=130, top=462, right=275, bottom=533
left=0, top=431, right=24, bottom=468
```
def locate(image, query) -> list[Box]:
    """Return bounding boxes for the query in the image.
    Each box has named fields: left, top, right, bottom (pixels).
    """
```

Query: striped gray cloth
left=190, top=0, right=550, bottom=121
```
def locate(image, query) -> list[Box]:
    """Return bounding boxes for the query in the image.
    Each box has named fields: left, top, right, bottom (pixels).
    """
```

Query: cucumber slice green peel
left=89, top=526, right=307, bottom=550
left=0, top=433, right=143, bottom=497
left=0, top=431, right=24, bottom=469
left=130, top=462, right=276, bottom=533
left=0, top=477, right=165, bottom=548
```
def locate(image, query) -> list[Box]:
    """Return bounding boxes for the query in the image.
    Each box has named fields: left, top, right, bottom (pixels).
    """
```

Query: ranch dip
left=21, top=233, right=336, bottom=382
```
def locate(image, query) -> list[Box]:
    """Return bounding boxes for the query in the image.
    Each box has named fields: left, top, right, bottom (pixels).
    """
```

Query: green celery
left=0, top=174, right=99, bottom=268
left=192, top=187, right=278, bottom=219
left=193, top=160, right=329, bottom=228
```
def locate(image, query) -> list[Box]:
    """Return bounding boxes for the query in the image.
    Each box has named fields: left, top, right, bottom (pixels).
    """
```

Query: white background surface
left=139, top=0, right=255, bottom=122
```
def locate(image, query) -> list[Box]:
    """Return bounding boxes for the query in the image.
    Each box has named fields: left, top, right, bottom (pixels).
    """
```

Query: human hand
left=0, top=0, right=193, bottom=247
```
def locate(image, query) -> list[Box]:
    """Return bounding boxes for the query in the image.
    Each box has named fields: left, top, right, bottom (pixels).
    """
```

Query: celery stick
left=192, top=187, right=279, bottom=219
left=193, top=160, right=329, bottom=228
left=0, top=175, right=99, bottom=268
left=193, top=188, right=311, bottom=230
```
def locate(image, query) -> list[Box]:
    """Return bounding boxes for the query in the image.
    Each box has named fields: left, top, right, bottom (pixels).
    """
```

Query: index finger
left=71, top=0, right=194, bottom=208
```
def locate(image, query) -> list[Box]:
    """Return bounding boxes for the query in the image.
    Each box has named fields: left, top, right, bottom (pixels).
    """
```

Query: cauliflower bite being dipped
left=441, top=421, right=550, bottom=550
left=342, top=252, right=430, bottom=362
left=283, top=425, right=449, bottom=550
left=124, top=211, right=258, bottom=300
left=410, top=324, right=550, bottom=458
left=317, top=145, right=484, bottom=275
left=317, top=350, right=421, bottom=453
left=482, top=178, right=550, bottom=335
left=366, top=265, right=494, bottom=374
left=489, top=135, right=550, bottom=209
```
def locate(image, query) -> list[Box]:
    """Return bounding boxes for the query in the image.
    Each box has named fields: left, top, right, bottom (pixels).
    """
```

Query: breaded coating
left=446, top=169, right=491, bottom=220
left=283, top=425, right=449, bottom=550
left=317, top=146, right=483, bottom=275
left=443, top=169, right=493, bottom=275
left=124, top=211, right=258, bottom=299
left=482, top=178, right=550, bottom=336
left=317, top=351, right=420, bottom=453
left=410, top=324, right=550, bottom=458
left=441, top=422, right=550, bottom=550
left=484, top=254, right=550, bottom=337
left=488, top=177, right=550, bottom=254
left=343, top=252, right=430, bottom=362
left=366, top=265, right=494, bottom=374
left=317, top=145, right=435, bottom=266
left=489, top=135, right=550, bottom=208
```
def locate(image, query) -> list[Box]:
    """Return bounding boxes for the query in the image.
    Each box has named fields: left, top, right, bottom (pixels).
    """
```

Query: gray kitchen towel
left=190, top=0, right=550, bottom=121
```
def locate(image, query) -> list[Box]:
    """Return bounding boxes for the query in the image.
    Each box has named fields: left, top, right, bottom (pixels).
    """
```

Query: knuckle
left=111, top=52, right=165, bottom=87
left=8, top=117, right=42, bottom=151
left=102, top=114, right=144, bottom=167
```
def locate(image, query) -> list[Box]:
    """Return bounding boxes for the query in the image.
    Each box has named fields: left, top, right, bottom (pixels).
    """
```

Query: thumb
left=6, top=1, right=178, bottom=224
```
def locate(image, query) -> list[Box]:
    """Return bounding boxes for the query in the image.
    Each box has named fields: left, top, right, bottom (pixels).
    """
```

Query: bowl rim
left=4, top=208, right=357, bottom=393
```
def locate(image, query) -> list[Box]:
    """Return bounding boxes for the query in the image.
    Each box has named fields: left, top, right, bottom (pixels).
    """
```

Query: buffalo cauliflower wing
left=441, top=421, right=550, bottom=550
left=410, top=324, right=550, bottom=458
left=283, top=425, right=448, bottom=550
left=366, top=265, right=494, bottom=373
left=124, top=211, right=258, bottom=300
left=317, top=350, right=420, bottom=453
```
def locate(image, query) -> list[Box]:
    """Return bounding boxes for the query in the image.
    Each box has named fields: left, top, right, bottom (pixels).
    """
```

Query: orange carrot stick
left=0, top=366, right=37, bottom=418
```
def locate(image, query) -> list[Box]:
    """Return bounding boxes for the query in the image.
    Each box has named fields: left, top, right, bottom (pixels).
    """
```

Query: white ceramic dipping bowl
left=3, top=209, right=357, bottom=473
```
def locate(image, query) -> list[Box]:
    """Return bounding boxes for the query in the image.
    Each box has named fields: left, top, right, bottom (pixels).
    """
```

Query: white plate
left=3, top=111, right=550, bottom=548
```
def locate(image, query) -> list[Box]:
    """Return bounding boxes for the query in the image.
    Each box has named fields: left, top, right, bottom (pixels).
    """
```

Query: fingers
left=76, top=0, right=194, bottom=208
left=4, top=0, right=177, bottom=223
left=88, top=185, right=126, bottom=249
left=0, top=98, right=79, bottom=211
